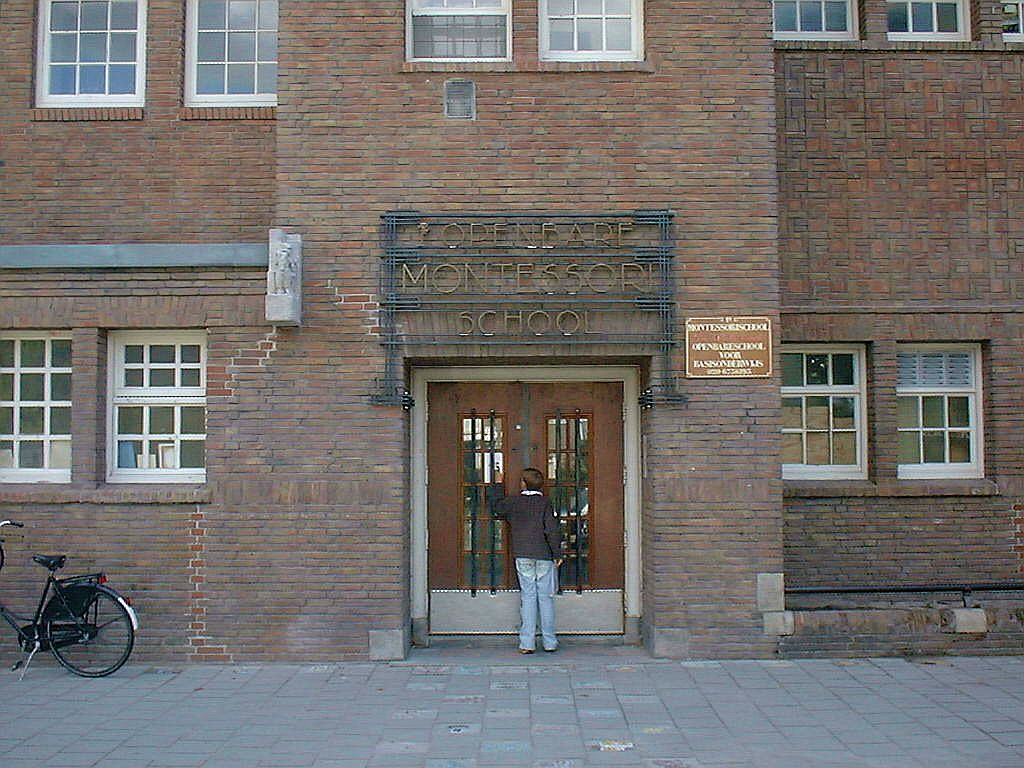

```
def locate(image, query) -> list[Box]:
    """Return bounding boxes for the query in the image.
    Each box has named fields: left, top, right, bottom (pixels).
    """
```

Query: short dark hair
left=521, top=467, right=544, bottom=491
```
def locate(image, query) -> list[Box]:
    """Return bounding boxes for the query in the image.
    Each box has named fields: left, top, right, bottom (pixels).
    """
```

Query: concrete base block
left=763, top=611, right=795, bottom=636
left=757, top=573, right=786, bottom=612
left=623, top=616, right=641, bottom=645
left=647, top=627, right=690, bottom=658
left=949, top=608, right=988, bottom=634
left=411, top=617, right=429, bottom=647
left=369, top=628, right=409, bottom=661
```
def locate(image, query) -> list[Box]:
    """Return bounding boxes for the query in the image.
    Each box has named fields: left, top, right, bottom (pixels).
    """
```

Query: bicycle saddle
left=32, top=554, right=67, bottom=571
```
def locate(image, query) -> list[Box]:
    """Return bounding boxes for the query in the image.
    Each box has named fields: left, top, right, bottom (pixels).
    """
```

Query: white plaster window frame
left=781, top=344, right=868, bottom=481
left=896, top=343, right=983, bottom=480
left=184, top=0, right=278, bottom=107
left=772, top=0, right=859, bottom=41
left=406, top=0, right=513, bottom=63
left=538, top=0, right=644, bottom=62
left=0, top=332, right=73, bottom=484
left=35, top=0, right=148, bottom=108
left=1004, top=0, right=1024, bottom=41
left=107, top=330, right=207, bottom=484
left=886, top=0, right=969, bottom=41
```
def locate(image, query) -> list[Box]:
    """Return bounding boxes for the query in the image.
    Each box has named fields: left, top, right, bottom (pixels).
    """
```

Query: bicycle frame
left=0, top=570, right=103, bottom=652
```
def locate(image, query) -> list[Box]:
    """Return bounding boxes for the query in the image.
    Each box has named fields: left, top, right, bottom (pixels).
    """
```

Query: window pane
left=911, top=2, right=933, bottom=31
left=109, top=32, right=136, bottom=61
left=782, top=352, right=807, bottom=385
left=21, top=340, right=45, bottom=367
left=0, top=340, right=13, bottom=366
left=831, top=353, right=854, bottom=385
left=805, top=396, right=829, bottom=429
left=51, top=440, right=72, bottom=469
left=80, top=32, right=107, bottom=62
left=124, top=344, right=143, bottom=364
left=197, top=64, right=226, bottom=94
left=1, top=375, right=12, bottom=401
left=888, top=2, right=909, bottom=31
left=0, top=408, right=12, bottom=434
left=947, top=396, right=969, bottom=428
left=549, top=19, right=574, bottom=50
left=52, top=373, right=72, bottom=401
left=782, top=397, right=803, bottom=429
left=51, top=407, right=71, bottom=435
left=20, top=373, right=45, bottom=401
left=118, top=406, right=143, bottom=434
left=806, top=432, right=829, bottom=464
left=805, top=354, right=828, bottom=385
left=832, top=396, right=855, bottom=429
left=117, top=440, right=141, bottom=468
left=150, top=406, right=174, bottom=434
left=181, top=368, right=201, bottom=387
left=898, top=431, right=920, bottom=463
left=51, top=34, right=78, bottom=63
left=227, top=63, right=256, bottom=94
left=20, top=407, right=44, bottom=433
left=549, top=0, right=573, bottom=13
left=256, top=63, right=276, bottom=94
left=412, top=16, right=507, bottom=59
left=775, top=1, right=798, bottom=31
left=50, top=65, right=77, bottom=95
left=110, top=1, right=137, bottom=30
left=180, top=440, right=206, bottom=468
left=921, top=396, right=944, bottom=428
left=782, top=432, right=803, bottom=463
left=936, top=2, right=958, bottom=31
left=150, top=345, right=175, bottom=364
left=181, top=345, right=201, bottom=364
left=149, top=369, right=175, bottom=387
left=228, top=31, right=257, bottom=60
left=109, top=64, right=135, bottom=94
left=606, top=0, right=631, bottom=13
left=578, top=0, right=602, bottom=12
left=20, top=441, right=44, bottom=469
left=922, top=431, right=945, bottom=462
left=124, top=368, right=144, bottom=387
left=799, top=1, right=823, bottom=31
left=229, top=0, right=258, bottom=28
left=0, top=442, right=12, bottom=468
left=897, top=396, right=918, bottom=428
left=1005, top=4, right=1021, bottom=34
left=199, top=0, right=227, bottom=28
left=577, top=18, right=603, bottom=50
left=181, top=407, right=205, bottom=434
left=832, top=431, right=856, bottom=464
left=605, top=19, right=630, bottom=50
left=198, top=31, right=225, bottom=60
left=51, top=2, right=80, bottom=31
left=259, top=0, right=278, bottom=28
left=80, top=65, right=106, bottom=94
left=825, top=1, right=848, bottom=31
left=51, top=339, right=72, bottom=367
left=257, top=31, right=277, bottom=60
left=81, top=2, right=109, bottom=31
left=949, top=432, right=971, bottom=462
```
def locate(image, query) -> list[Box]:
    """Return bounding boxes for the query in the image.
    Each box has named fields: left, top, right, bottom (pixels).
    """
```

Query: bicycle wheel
left=47, top=587, right=134, bottom=677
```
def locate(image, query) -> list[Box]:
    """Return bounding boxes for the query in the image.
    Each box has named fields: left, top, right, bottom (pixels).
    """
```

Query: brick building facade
left=1, top=0, right=1021, bottom=662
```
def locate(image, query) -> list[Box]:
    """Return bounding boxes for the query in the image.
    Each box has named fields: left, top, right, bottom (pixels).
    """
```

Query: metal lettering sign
left=685, top=316, right=773, bottom=378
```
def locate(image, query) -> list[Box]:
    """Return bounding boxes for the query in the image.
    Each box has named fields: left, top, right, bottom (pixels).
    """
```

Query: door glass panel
left=460, top=414, right=507, bottom=588
left=547, top=413, right=590, bottom=589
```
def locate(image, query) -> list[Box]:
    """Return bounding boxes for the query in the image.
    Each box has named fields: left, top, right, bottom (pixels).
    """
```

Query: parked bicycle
left=0, top=520, right=137, bottom=677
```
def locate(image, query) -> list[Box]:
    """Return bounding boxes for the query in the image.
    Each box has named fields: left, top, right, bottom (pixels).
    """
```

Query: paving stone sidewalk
left=1, top=647, right=1022, bottom=768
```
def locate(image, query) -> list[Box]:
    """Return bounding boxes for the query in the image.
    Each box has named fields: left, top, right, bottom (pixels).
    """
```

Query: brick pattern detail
left=30, top=108, right=144, bottom=122
left=187, top=508, right=232, bottom=663
left=330, top=285, right=381, bottom=336
left=210, top=330, right=281, bottom=398
left=178, top=107, right=277, bottom=121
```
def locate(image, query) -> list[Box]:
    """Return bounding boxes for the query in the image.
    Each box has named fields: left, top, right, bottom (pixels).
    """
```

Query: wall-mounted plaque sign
left=685, top=316, right=772, bottom=378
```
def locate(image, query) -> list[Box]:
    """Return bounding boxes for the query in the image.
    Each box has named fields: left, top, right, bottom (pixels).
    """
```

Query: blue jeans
left=515, top=558, right=557, bottom=651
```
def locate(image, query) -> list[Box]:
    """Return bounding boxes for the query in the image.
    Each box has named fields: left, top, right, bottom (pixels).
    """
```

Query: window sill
left=31, top=107, right=144, bottom=122
left=0, top=484, right=210, bottom=504
left=178, top=106, right=277, bottom=121
left=400, top=60, right=655, bottom=74
left=784, top=478, right=1000, bottom=498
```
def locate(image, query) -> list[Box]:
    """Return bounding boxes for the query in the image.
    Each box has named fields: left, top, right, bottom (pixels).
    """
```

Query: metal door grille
left=460, top=410, right=506, bottom=593
left=547, top=409, right=590, bottom=593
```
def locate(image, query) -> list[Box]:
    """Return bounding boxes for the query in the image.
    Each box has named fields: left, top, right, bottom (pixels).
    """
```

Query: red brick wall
left=0, top=1, right=274, bottom=243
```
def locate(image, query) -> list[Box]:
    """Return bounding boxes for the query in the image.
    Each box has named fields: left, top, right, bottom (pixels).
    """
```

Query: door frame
left=411, top=365, right=642, bottom=632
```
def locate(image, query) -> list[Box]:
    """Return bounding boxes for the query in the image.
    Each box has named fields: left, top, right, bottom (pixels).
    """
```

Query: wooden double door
left=427, top=381, right=625, bottom=597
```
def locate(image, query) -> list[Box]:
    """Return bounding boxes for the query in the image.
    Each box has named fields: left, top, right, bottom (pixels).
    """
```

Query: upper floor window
left=186, top=0, right=278, bottom=106
left=897, top=345, right=982, bottom=479
left=0, top=335, right=72, bottom=483
left=773, top=0, right=857, bottom=40
left=407, top=0, right=511, bottom=61
left=887, top=0, right=968, bottom=40
left=540, top=0, right=643, bottom=61
left=1005, top=1, right=1024, bottom=40
left=108, top=332, right=206, bottom=483
left=781, top=346, right=867, bottom=480
left=36, top=0, right=147, bottom=108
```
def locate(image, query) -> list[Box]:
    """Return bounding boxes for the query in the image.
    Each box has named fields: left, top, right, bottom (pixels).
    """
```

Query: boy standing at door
left=495, top=467, right=563, bottom=653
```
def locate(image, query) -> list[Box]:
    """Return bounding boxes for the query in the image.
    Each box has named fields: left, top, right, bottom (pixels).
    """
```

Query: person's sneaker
left=542, top=646, right=558, bottom=653
left=519, top=648, right=534, bottom=654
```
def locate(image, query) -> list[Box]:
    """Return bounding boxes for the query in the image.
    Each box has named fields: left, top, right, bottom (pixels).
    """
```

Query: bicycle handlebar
left=0, top=521, right=25, bottom=528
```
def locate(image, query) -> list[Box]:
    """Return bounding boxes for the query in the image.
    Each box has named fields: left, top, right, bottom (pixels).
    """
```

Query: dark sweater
left=495, top=493, right=562, bottom=561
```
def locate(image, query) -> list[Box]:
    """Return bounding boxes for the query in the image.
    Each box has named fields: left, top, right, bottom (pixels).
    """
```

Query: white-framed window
left=773, top=0, right=858, bottom=40
left=185, top=0, right=277, bottom=107
left=1004, top=1, right=1024, bottom=40
left=407, top=0, right=511, bottom=62
left=540, top=0, right=643, bottom=61
left=897, top=345, right=982, bottom=480
left=108, top=331, right=206, bottom=483
left=781, top=345, right=867, bottom=480
left=887, top=0, right=968, bottom=40
left=36, top=0, right=147, bottom=108
left=0, top=334, right=72, bottom=483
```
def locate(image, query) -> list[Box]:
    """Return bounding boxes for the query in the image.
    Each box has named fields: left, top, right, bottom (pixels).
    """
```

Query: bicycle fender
left=114, top=594, right=139, bottom=631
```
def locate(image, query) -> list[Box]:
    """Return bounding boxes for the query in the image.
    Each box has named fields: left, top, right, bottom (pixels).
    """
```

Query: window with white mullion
left=773, top=0, right=857, bottom=40
left=781, top=346, right=866, bottom=480
left=896, top=345, right=981, bottom=479
left=0, top=335, right=72, bottom=482
left=108, top=332, right=207, bottom=483
left=36, top=0, right=147, bottom=107
left=187, top=0, right=277, bottom=106
left=408, top=0, right=511, bottom=61
left=541, top=0, right=642, bottom=61
left=887, top=0, right=968, bottom=40
left=1004, top=1, right=1024, bottom=39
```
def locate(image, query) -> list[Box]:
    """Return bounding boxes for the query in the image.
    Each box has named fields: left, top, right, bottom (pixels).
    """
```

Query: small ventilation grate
left=444, top=79, right=476, bottom=120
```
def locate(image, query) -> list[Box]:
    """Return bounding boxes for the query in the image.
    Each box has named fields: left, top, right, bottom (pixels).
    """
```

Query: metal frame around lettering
left=373, top=210, right=678, bottom=406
